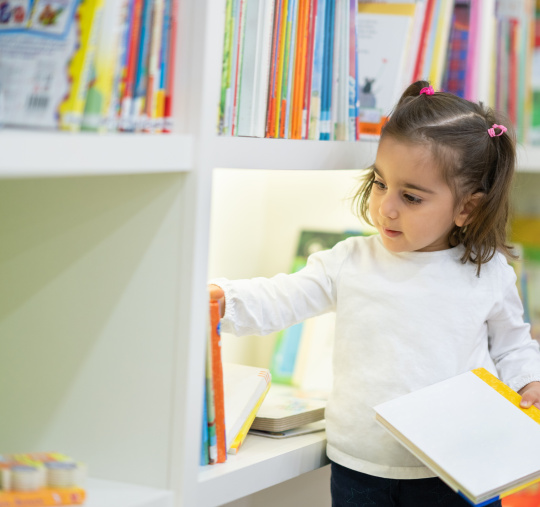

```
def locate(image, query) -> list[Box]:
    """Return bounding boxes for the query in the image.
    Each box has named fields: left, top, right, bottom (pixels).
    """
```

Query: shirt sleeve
left=487, top=257, right=540, bottom=392
left=209, top=240, right=350, bottom=337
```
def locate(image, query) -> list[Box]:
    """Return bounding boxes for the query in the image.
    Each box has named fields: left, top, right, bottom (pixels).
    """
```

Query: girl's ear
left=455, top=193, right=484, bottom=227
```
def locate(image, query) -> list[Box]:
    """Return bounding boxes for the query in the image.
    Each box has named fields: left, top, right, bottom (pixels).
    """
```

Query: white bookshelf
left=197, top=433, right=329, bottom=507
left=1, top=1, right=540, bottom=507
left=0, top=130, right=193, bottom=177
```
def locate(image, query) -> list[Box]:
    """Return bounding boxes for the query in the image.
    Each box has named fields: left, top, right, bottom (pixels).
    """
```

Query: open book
left=374, top=368, right=540, bottom=506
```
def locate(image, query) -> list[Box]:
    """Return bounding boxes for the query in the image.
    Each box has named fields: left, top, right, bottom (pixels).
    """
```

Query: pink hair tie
left=487, top=124, right=507, bottom=137
left=420, top=86, right=435, bottom=95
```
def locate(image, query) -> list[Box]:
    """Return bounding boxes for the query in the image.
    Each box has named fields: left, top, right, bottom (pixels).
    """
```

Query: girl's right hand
left=208, top=284, right=225, bottom=317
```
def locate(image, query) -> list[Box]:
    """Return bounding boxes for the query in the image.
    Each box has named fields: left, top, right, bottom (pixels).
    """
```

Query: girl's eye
left=373, top=180, right=386, bottom=190
left=404, top=193, right=422, bottom=205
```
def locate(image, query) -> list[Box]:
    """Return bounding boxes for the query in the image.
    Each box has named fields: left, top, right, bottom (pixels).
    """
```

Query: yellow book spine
left=59, top=0, right=104, bottom=131
left=228, top=382, right=272, bottom=455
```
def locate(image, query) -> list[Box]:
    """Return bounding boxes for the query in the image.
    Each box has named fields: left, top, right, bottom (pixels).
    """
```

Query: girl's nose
left=379, top=193, right=399, bottom=219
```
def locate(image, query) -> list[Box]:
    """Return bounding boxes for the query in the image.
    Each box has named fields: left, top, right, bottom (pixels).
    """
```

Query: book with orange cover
left=209, top=300, right=227, bottom=463
left=291, top=0, right=310, bottom=139
left=302, top=0, right=317, bottom=139
left=0, top=488, right=86, bottom=506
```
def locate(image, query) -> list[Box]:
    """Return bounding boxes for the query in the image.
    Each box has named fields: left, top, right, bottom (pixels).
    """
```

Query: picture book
left=374, top=368, right=540, bottom=506
left=249, top=419, right=325, bottom=438
left=223, top=363, right=271, bottom=454
left=250, top=383, right=326, bottom=432
left=356, top=2, right=416, bottom=139
left=0, top=0, right=102, bottom=130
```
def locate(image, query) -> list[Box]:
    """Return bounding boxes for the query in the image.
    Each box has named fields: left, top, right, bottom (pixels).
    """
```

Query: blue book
left=308, top=0, right=326, bottom=140
left=320, top=0, right=335, bottom=140
left=156, top=0, right=172, bottom=131
left=132, top=0, right=153, bottom=131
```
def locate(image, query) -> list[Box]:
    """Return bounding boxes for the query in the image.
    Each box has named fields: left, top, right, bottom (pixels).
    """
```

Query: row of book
left=201, top=301, right=272, bottom=464
left=0, top=452, right=86, bottom=507
left=217, top=0, right=536, bottom=142
left=0, top=0, right=177, bottom=133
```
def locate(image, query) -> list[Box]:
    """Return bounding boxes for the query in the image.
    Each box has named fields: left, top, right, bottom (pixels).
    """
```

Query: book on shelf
left=374, top=368, right=540, bottom=506
left=250, top=383, right=326, bottom=432
left=223, top=362, right=272, bottom=454
left=249, top=419, right=325, bottom=438
left=0, top=0, right=177, bottom=133
left=0, top=452, right=86, bottom=506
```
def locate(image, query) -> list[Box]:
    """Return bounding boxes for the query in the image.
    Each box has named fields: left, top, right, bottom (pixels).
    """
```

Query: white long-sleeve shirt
left=211, top=234, right=540, bottom=479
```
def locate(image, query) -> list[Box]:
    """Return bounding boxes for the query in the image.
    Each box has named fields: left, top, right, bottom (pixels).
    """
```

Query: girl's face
left=369, top=136, right=459, bottom=253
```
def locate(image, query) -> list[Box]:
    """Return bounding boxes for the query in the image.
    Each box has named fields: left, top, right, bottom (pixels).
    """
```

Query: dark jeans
left=330, top=461, right=502, bottom=507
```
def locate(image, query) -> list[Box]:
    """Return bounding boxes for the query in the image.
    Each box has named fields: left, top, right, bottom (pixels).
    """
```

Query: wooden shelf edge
left=196, top=432, right=329, bottom=507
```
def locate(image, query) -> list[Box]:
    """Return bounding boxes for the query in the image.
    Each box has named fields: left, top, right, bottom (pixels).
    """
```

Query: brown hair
left=353, top=80, right=517, bottom=274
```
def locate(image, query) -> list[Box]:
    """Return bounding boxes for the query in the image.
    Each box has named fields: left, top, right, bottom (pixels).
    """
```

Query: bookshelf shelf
left=197, top=432, right=329, bottom=507
left=83, top=478, right=174, bottom=507
left=211, top=136, right=378, bottom=171
left=0, top=130, right=193, bottom=178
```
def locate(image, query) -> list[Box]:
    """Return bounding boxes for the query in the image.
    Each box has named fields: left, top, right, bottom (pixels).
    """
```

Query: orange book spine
left=266, top=0, right=283, bottom=137
left=291, top=0, right=309, bottom=139
left=273, top=0, right=289, bottom=137
left=209, top=300, right=226, bottom=463
left=302, top=0, right=317, bottom=139
left=0, top=487, right=86, bottom=506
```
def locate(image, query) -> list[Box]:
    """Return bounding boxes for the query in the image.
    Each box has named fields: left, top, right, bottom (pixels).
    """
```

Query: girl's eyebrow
left=373, top=165, right=435, bottom=195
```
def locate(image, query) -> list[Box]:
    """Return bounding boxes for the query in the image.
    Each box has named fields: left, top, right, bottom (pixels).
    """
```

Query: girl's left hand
left=518, top=381, right=540, bottom=409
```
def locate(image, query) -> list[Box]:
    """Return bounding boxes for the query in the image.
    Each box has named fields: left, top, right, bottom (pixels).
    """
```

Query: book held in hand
left=374, top=368, right=540, bottom=506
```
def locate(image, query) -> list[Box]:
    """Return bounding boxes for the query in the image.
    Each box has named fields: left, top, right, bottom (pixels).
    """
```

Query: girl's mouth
left=383, top=228, right=402, bottom=238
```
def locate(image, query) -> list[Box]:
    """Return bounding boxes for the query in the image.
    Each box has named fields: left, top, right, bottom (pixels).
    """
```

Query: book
left=209, top=300, right=227, bottom=463
left=374, top=368, right=540, bottom=506
left=250, top=383, right=326, bottom=432
left=249, top=419, right=325, bottom=438
left=356, top=2, right=416, bottom=139
left=0, top=0, right=102, bottom=130
left=0, top=452, right=86, bottom=506
left=82, top=0, right=126, bottom=132
left=223, top=362, right=272, bottom=454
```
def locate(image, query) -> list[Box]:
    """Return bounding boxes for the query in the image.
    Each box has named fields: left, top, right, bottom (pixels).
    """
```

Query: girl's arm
left=208, top=241, right=348, bottom=337
left=487, top=261, right=540, bottom=404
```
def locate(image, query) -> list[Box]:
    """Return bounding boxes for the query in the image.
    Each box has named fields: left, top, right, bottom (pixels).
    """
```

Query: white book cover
left=374, top=368, right=540, bottom=505
left=356, top=2, right=416, bottom=139
left=223, top=362, right=271, bottom=451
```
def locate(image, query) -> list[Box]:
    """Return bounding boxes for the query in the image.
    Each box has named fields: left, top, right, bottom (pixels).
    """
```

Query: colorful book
left=223, top=363, right=271, bottom=454
left=231, top=0, right=248, bottom=135
left=427, top=0, right=454, bottom=89
left=301, top=0, right=317, bottom=139
left=144, top=0, right=165, bottom=132
left=374, top=368, right=540, bottom=506
left=356, top=2, right=416, bottom=139
left=319, top=0, right=335, bottom=140
left=265, top=0, right=284, bottom=137
left=162, top=0, right=178, bottom=132
left=209, top=300, right=227, bottom=463
left=205, top=309, right=218, bottom=465
left=0, top=0, right=102, bottom=130
left=82, top=0, right=126, bottom=132
left=0, top=488, right=86, bottom=506
left=278, top=0, right=296, bottom=138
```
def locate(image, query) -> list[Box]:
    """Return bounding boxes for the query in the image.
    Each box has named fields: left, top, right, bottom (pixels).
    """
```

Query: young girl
left=209, top=81, right=540, bottom=507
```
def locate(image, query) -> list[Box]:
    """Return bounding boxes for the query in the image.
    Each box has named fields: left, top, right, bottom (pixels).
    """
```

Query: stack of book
left=0, top=452, right=86, bottom=507
left=218, top=0, right=535, bottom=143
left=201, top=301, right=272, bottom=464
left=0, top=0, right=178, bottom=133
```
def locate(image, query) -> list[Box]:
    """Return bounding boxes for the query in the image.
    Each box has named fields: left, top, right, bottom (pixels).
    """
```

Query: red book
left=119, top=0, right=144, bottom=131
left=163, top=0, right=179, bottom=133
left=413, top=0, right=436, bottom=81
left=209, top=300, right=226, bottom=463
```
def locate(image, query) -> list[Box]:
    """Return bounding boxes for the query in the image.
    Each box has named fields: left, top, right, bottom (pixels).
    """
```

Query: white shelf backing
left=81, top=478, right=174, bottom=507
left=197, top=432, right=329, bottom=507
left=0, top=130, right=193, bottom=177
left=517, top=144, right=540, bottom=173
left=211, top=136, right=378, bottom=171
